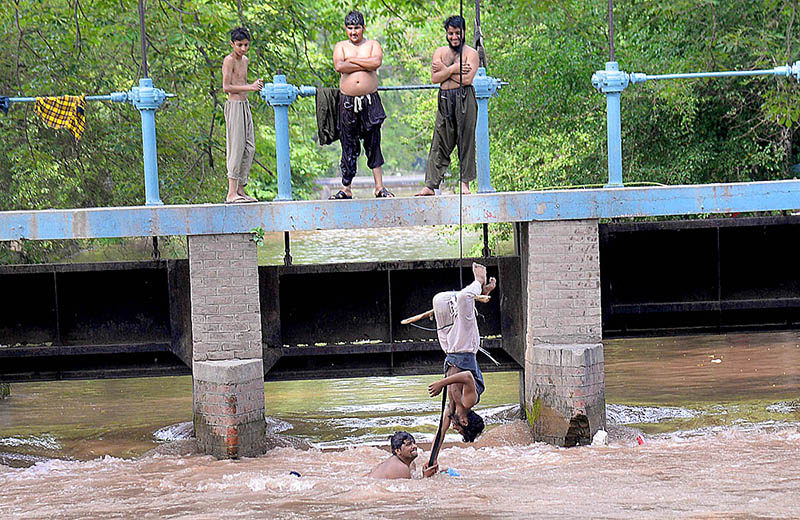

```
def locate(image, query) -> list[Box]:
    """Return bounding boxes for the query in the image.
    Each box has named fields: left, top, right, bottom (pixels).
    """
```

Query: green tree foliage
left=482, top=0, right=799, bottom=191
left=1, top=1, right=798, bottom=258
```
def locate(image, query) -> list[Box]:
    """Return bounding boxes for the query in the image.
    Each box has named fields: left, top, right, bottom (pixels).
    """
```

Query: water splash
left=0, top=434, right=61, bottom=451
left=766, top=400, right=800, bottom=414
left=153, top=422, right=193, bottom=442
left=607, top=403, right=699, bottom=425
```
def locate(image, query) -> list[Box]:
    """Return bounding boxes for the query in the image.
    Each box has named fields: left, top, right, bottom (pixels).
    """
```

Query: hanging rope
left=429, top=0, right=467, bottom=471
left=457, top=0, right=465, bottom=290
left=474, top=0, right=486, bottom=68
left=608, top=0, right=615, bottom=61
left=138, top=0, right=149, bottom=78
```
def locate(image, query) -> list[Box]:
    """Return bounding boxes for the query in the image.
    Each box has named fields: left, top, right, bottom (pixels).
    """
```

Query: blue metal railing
left=260, top=67, right=505, bottom=201
left=3, top=78, right=175, bottom=206
left=592, top=61, right=800, bottom=188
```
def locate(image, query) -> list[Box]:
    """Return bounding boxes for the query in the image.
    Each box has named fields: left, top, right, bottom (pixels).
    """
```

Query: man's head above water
left=390, top=431, right=418, bottom=461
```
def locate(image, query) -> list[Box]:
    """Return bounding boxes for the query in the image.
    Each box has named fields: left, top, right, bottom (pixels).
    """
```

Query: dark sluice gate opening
left=57, top=268, right=170, bottom=345
left=564, top=414, right=590, bottom=447
left=601, top=217, right=800, bottom=336
left=0, top=271, right=57, bottom=345
left=276, top=261, right=502, bottom=347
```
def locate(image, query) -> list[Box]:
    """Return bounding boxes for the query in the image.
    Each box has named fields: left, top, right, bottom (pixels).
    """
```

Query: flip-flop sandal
left=329, top=190, right=352, bottom=200
left=375, top=187, right=395, bottom=198
left=225, top=196, right=250, bottom=204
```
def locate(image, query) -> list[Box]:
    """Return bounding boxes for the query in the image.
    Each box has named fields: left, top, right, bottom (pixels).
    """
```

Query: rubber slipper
left=329, top=190, right=352, bottom=200
left=375, top=187, right=395, bottom=198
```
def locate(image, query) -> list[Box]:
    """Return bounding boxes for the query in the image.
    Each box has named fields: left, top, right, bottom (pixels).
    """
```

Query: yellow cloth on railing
left=34, top=95, right=86, bottom=141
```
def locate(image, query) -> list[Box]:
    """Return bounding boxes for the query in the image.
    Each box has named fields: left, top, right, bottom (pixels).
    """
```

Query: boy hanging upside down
left=427, top=262, right=497, bottom=464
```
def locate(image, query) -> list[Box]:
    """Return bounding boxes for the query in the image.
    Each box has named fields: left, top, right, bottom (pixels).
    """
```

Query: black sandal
left=375, top=187, right=395, bottom=198
left=329, top=190, right=352, bottom=200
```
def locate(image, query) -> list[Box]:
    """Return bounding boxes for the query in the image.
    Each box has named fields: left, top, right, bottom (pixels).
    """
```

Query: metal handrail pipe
left=593, top=60, right=800, bottom=188
left=261, top=68, right=505, bottom=200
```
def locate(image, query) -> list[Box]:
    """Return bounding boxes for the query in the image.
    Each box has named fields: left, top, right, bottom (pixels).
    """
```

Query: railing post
left=127, top=78, right=167, bottom=205
left=472, top=67, right=501, bottom=193
left=591, top=62, right=629, bottom=188
left=262, top=75, right=300, bottom=201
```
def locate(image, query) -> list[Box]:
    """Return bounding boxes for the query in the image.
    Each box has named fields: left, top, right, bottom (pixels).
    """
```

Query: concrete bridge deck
left=2, top=180, right=800, bottom=240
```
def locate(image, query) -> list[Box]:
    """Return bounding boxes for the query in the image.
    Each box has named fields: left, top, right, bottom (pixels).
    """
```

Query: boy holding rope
left=426, top=262, right=496, bottom=467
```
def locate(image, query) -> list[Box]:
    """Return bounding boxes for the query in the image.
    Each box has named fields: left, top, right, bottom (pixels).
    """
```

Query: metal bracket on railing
left=472, top=67, right=504, bottom=193
left=125, top=78, right=175, bottom=206
left=261, top=70, right=505, bottom=200
left=260, top=74, right=314, bottom=201
left=592, top=60, right=800, bottom=188
left=591, top=62, right=628, bottom=188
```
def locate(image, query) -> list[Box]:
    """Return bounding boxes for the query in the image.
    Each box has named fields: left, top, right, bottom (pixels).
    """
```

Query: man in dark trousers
left=331, top=11, right=394, bottom=199
left=416, top=15, right=479, bottom=196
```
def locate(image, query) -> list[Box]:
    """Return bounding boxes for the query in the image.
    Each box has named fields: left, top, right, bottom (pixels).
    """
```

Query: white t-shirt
left=432, top=280, right=482, bottom=354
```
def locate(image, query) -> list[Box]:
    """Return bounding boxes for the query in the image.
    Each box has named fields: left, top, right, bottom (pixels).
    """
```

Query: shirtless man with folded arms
left=331, top=11, right=393, bottom=200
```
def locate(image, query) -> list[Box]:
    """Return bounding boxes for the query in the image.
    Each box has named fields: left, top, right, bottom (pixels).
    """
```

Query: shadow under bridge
left=0, top=257, right=523, bottom=383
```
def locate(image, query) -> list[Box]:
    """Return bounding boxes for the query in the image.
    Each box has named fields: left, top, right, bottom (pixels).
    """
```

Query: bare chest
left=231, top=58, right=248, bottom=82
left=441, top=50, right=462, bottom=67
left=342, top=41, right=372, bottom=59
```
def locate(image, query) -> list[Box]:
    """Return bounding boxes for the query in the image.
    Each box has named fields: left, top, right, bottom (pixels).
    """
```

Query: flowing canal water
left=2, top=331, right=799, bottom=518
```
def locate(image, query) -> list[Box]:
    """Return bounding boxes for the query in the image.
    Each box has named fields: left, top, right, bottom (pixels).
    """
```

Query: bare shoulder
left=368, top=38, right=382, bottom=50
left=222, top=53, right=235, bottom=66
left=433, top=45, right=450, bottom=58
left=369, top=456, right=411, bottom=479
left=464, top=45, right=480, bottom=59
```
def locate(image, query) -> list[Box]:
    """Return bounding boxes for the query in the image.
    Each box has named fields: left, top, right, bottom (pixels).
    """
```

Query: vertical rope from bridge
left=608, top=0, right=615, bottom=61
left=457, top=0, right=465, bottom=290
left=138, top=0, right=149, bottom=78
left=430, top=0, right=467, bottom=472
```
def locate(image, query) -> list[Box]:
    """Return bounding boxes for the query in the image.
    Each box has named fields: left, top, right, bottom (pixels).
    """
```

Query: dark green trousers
left=425, top=85, right=478, bottom=190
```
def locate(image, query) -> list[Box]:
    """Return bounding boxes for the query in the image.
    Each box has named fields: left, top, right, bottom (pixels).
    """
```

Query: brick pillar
left=521, top=219, right=606, bottom=446
left=188, top=233, right=265, bottom=458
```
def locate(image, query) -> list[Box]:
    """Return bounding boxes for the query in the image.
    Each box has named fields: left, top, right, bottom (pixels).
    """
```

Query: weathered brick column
left=520, top=219, right=606, bottom=446
left=188, top=233, right=265, bottom=458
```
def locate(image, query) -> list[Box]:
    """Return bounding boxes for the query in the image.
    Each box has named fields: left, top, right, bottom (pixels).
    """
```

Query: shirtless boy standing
left=222, top=27, right=263, bottom=204
left=331, top=11, right=393, bottom=199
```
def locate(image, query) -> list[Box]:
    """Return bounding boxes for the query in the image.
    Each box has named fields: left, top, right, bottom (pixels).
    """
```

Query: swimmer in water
left=368, top=431, right=437, bottom=479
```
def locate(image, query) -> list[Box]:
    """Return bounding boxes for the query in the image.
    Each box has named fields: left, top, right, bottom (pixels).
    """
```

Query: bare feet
left=415, top=186, right=436, bottom=196
left=482, top=276, right=497, bottom=295
left=460, top=182, right=471, bottom=194
left=472, top=262, right=487, bottom=286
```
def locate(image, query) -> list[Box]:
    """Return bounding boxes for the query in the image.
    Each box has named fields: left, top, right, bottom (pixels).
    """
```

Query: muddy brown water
left=2, top=330, right=799, bottom=518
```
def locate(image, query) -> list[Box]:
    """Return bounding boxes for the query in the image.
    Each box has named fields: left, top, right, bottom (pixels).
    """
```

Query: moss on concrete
left=0, top=383, right=10, bottom=399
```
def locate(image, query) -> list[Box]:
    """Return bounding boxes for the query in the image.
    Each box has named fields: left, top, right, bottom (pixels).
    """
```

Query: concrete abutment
left=519, top=219, right=606, bottom=446
left=188, top=233, right=266, bottom=458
